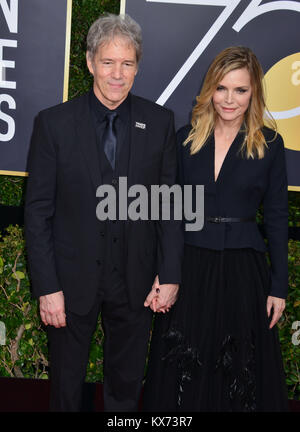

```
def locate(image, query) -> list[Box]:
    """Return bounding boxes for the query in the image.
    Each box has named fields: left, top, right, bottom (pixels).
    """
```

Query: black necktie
left=103, top=111, right=117, bottom=170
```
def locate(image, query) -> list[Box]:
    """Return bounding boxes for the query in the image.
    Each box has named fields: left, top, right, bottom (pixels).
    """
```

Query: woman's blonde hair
left=185, top=46, right=276, bottom=159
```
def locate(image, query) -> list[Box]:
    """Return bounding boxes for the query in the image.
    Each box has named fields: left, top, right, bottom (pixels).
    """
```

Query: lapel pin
left=135, top=121, right=146, bottom=130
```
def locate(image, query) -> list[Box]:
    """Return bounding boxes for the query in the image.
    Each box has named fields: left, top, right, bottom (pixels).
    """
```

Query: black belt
left=206, top=217, right=255, bottom=223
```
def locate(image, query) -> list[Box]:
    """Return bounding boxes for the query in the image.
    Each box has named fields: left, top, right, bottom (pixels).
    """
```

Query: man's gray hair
left=87, top=13, right=142, bottom=63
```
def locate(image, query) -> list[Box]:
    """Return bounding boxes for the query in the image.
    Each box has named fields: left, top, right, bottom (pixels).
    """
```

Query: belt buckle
left=213, top=216, right=221, bottom=223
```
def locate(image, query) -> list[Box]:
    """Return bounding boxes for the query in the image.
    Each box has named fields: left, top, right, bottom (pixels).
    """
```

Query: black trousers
left=47, top=268, right=153, bottom=412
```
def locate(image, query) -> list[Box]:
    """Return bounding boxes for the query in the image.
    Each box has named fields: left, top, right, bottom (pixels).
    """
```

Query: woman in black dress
left=143, top=46, right=289, bottom=412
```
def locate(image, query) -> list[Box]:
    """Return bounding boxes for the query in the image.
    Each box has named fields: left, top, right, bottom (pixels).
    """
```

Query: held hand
left=152, top=275, right=179, bottom=313
left=266, top=296, right=285, bottom=329
left=144, top=289, right=158, bottom=311
left=151, top=297, right=171, bottom=314
left=144, top=275, right=170, bottom=313
left=39, top=291, right=66, bottom=328
left=144, top=276, right=159, bottom=312
left=155, top=282, right=179, bottom=312
left=144, top=275, right=179, bottom=313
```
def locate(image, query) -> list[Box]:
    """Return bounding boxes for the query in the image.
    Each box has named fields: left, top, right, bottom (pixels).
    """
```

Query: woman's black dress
left=143, top=127, right=289, bottom=412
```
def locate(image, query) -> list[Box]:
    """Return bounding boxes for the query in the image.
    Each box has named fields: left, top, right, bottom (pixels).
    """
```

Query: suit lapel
left=123, top=95, right=149, bottom=240
left=73, top=93, right=102, bottom=189
left=127, top=95, right=148, bottom=187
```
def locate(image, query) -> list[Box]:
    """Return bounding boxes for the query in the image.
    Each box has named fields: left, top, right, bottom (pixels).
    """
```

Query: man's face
left=86, top=36, right=138, bottom=110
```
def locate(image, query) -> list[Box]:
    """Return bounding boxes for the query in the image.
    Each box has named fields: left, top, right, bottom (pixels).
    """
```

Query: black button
left=113, top=237, right=117, bottom=243
left=112, top=178, right=117, bottom=185
left=100, top=231, right=105, bottom=237
left=96, top=259, right=102, bottom=266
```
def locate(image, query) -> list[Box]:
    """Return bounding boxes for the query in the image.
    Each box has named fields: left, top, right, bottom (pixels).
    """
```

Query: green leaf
left=12, top=271, right=25, bottom=280
left=0, top=256, right=4, bottom=274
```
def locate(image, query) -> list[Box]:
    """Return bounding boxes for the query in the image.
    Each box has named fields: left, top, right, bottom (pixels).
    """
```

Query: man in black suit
left=25, top=13, right=183, bottom=411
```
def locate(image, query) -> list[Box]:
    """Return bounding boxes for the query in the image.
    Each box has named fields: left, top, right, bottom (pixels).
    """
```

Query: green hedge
left=0, top=0, right=299, bottom=400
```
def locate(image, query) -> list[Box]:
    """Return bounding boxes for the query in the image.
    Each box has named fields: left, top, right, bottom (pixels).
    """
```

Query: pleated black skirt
left=143, top=245, right=289, bottom=412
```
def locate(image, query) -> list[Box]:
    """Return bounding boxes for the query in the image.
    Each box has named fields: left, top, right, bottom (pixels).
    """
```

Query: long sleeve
left=263, top=133, right=288, bottom=298
left=25, top=112, right=61, bottom=298
left=157, top=111, right=184, bottom=284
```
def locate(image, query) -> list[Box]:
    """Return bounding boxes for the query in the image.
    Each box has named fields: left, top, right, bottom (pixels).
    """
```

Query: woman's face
left=212, top=67, right=252, bottom=125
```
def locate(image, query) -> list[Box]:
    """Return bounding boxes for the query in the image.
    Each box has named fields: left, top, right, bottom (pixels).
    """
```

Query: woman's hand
left=266, top=296, right=285, bottom=329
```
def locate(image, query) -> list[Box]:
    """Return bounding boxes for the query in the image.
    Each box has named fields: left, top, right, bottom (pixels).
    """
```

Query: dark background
left=0, top=0, right=68, bottom=173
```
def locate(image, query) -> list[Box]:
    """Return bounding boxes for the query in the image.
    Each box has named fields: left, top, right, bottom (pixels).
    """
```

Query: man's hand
left=267, top=296, right=285, bottom=329
left=144, top=275, right=179, bottom=313
left=39, top=291, right=66, bottom=328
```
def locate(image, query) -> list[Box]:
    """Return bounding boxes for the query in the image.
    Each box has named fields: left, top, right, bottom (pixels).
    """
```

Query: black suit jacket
left=177, top=125, right=288, bottom=299
left=25, top=92, right=183, bottom=314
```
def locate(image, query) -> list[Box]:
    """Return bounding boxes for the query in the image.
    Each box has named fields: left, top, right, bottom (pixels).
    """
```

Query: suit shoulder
left=176, top=124, right=192, bottom=141
left=176, top=125, right=192, bottom=149
left=38, top=93, right=88, bottom=121
left=262, top=126, right=284, bottom=154
left=176, top=125, right=192, bottom=159
left=262, top=126, right=283, bottom=143
left=131, top=94, right=173, bottom=118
